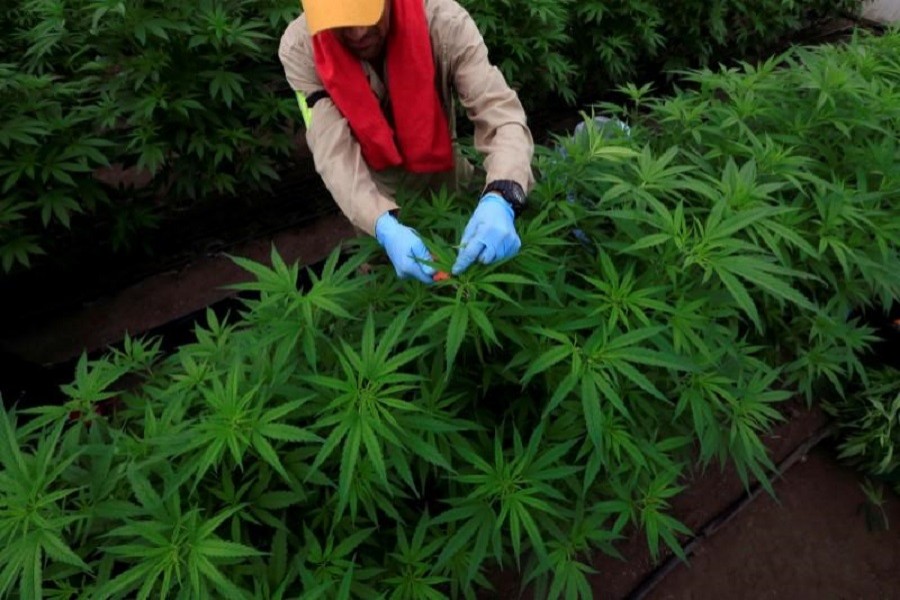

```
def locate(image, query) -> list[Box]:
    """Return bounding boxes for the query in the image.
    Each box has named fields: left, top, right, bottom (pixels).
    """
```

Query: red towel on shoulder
left=311, top=0, right=455, bottom=172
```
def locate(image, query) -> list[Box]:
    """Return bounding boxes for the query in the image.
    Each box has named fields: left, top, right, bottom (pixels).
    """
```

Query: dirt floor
left=646, top=446, right=900, bottom=600
left=584, top=404, right=830, bottom=600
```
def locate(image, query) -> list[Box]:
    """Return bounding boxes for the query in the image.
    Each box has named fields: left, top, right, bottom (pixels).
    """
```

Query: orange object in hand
left=429, top=252, right=450, bottom=282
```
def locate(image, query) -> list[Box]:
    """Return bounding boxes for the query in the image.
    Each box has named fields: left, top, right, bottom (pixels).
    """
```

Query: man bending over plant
left=279, top=0, right=534, bottom=283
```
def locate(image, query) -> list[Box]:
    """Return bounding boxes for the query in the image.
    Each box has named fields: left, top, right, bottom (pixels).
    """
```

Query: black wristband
left=483, top=180, right=527, bottom=217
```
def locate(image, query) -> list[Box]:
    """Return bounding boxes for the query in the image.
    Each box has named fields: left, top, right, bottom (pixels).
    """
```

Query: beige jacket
left=278, top=0, right=535, bottom=235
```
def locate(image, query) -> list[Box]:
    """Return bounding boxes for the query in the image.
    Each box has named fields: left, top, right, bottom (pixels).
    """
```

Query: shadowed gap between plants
left=0, top=166, right=339, bottom=331
left=0, top=249, right=340, bottom=412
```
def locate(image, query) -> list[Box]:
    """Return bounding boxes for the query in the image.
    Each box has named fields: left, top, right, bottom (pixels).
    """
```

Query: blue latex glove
left=452, top=193, right=521, bottom=275
left=374, top=212, right=435, bottom=284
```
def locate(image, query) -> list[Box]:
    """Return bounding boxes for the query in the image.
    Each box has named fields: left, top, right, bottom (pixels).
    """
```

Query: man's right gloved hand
left=374, top=212, right=435, bottom=284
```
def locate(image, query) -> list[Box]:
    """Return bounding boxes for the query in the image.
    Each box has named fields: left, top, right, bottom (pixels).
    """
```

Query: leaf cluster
left=0, top=0, right=299, bottom=271
left=458, top=0, right=859, bottom=107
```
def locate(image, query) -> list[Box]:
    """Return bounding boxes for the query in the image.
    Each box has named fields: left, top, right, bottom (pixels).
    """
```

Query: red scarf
left=311, top=0, right=455, bottom=172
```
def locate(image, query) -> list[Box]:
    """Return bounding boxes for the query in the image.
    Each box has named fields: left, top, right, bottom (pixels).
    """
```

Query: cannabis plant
left=826, top=371, right=900, bottom=495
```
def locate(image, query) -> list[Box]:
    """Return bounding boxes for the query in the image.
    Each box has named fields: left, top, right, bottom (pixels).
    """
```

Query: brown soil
left=647, top=447, right=900, bottom=600
left=590, top=404, right=830, bottom=600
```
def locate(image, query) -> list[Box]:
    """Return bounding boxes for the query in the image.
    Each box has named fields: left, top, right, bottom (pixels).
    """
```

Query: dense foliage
left=826, top=370, right=900, bottom=496
left=2, top=30, right=898, bottom=598
left=0, top=0, right=300, bottom=271
left=1, top=0, right=860, bottom=272
left=459, top=0, right=860, bottom=105
left=601, top=25, right=900, bottom=499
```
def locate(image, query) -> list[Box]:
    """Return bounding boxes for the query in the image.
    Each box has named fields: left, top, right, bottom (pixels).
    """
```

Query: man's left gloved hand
left=452, top=193, right=521, bottom=276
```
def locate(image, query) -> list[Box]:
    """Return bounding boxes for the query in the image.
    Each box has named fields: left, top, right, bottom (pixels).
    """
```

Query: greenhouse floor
left=645, top=446, right=900, bottom=600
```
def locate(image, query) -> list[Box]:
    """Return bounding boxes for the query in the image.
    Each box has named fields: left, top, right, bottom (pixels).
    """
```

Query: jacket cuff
left=357, top=193, right=400, bottom=237
left=485, top=167, right=534, bottom=196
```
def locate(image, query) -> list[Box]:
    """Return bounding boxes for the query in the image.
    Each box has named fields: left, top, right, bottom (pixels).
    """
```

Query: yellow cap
left=301, top=0, right=386, bottom=35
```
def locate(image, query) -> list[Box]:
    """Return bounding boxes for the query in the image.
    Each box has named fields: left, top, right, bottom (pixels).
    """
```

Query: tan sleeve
left=433, top=0, right=535, bottom=194
left=277, top=17, right=397, bottom=236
